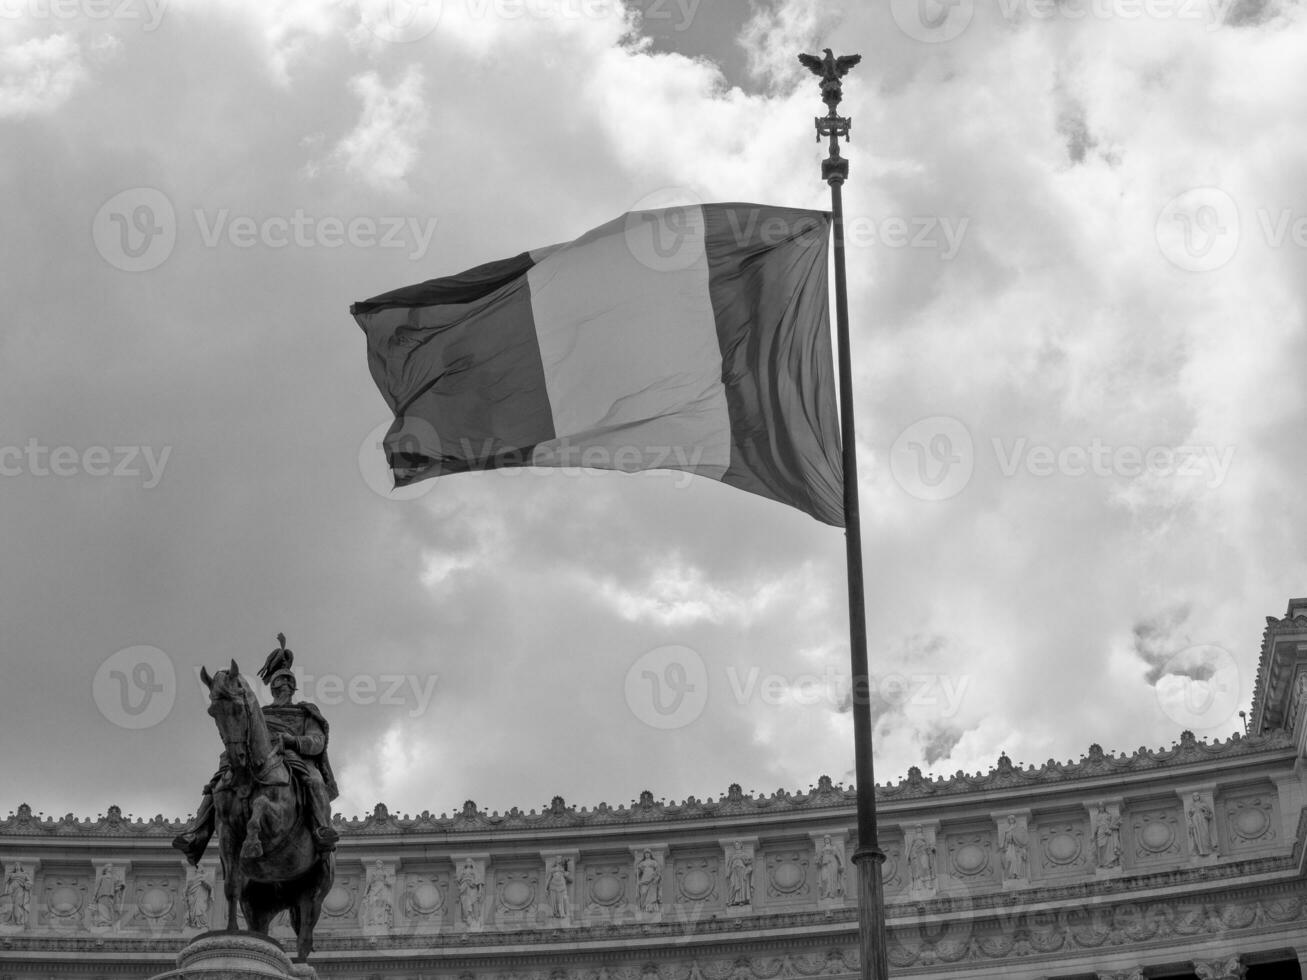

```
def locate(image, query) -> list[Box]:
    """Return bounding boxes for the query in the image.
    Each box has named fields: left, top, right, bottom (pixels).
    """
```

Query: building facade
left=6, top=600, right=1307, bottom=980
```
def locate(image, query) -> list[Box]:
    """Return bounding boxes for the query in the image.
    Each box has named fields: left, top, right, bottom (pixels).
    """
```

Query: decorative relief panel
left=673, top=855, right=719, bottom=907
left=582, top=861, right=630, bottom=922
left=41, top=873, right=87, bottom=931
left=943, top=828, right=994, bottom=887
left=1034, top=816, right=1090, bottom=878
left=763, top=848, right=810, bottom=903
left=128, top=870, right=178, bottom=933
left=402, top=868, right=448, bottom=932
left=320, top=872, right=359, bottom=924
left=1223, top=791, right=1277, bottom=852
left=1129, top=806, right=1182, bottom=864
left=880, top=835, right=904, bottom=893
left=493, top=867, right=539, bottom=927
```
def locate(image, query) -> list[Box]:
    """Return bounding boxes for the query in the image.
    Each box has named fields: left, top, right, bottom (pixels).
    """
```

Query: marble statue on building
left=1093, top=803, right=1122, bottom=869
left=545, top=857, right=572, bottom=919
left=92, top=863, right=125, bottom=927
left=816, top=835, right=845, bottom=899
left=635, top=849, right=662, bottom=912
left=1000, top=815, right=1028, bottom=879
left=726, top=842, right=753, bottom=906
left=907, top=826, right=936, bottom=891
left=4, top=861, right=31, bottom=926
left=362, top=860, right=394, bottom=928
left=184, top=865, right=213, bottom=929
left=457, top=859, right=484, bottom=927
left=1187, top=792, right=1218, bottom=856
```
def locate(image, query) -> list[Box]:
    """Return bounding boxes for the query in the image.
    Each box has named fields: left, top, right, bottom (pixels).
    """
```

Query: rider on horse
left=173, top=635, right=340, bottom=865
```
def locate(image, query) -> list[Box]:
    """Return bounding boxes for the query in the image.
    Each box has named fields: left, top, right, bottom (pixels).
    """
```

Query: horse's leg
left=218, top=823, right=240, bottom=931
left=241, top=795, right=271, bottom=860
left=295, top=851, right=333, bottom=963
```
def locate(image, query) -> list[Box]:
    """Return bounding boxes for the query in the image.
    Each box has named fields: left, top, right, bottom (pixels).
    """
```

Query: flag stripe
left=525, top=207, right=731, bottom=477
left=350, top=251, right=536, bottom=315
left=703, top=204, right=843, bottom=526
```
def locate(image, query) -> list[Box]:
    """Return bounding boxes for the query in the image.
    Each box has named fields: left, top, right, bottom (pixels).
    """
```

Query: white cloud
left=329, top=64, right=428, bottom=189
left=0, top=33, right=86, bottom=118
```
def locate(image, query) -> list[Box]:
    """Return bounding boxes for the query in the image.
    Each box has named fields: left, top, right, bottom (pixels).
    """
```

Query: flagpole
left=801, top=50, right=888, bottom=980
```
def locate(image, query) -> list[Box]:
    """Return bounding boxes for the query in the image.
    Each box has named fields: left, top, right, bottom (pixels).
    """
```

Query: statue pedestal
left=151, top=931, right=315, bottom=980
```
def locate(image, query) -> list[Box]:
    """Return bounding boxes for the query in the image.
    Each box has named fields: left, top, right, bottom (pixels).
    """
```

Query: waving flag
left=352, top=203, right=844, bottom=525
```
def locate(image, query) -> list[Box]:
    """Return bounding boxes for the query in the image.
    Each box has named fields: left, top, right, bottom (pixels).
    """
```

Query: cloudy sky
left=2, top=0, right=1305, bottom=827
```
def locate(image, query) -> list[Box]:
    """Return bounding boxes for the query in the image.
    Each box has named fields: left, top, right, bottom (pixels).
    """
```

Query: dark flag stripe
left=350, top=251, right=537, bottom=316
left=354, top=265, right=556, bottom=484
left=702, top=204, right=844, bottom=527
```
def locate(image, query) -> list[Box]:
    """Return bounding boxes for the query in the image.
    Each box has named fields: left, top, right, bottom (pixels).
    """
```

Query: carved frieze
left=1035, top=815, right=1091, bottom=878
left=128, top=869, right=177, bottom=933
left=403, top=868, right=448, bottom=932
left=673, top=854, right=719, bottom=907
left=1224, top=791, right=1277, bottom=851
left=943, top=827, right=994, bottom=887
left=763, top=847, right=810, bottom=903
left=1130, top=805, right=1183, bottom=863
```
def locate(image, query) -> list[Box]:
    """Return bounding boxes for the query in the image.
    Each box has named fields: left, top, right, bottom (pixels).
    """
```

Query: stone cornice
left=1251, top=605, right=1307, bottom=733
left=3, top=731, right=1293, bottom=842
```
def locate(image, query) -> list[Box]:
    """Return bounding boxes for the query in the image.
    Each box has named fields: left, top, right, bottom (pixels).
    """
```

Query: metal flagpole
left=799, top=49, right=888, bottom=980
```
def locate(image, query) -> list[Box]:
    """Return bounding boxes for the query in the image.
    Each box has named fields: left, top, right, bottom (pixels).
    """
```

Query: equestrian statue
left=172, top=634, right=338, bottom=962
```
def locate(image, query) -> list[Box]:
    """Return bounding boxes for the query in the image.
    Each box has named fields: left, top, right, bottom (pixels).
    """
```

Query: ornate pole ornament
left=798, top=48, right=861, bottom=184
left=798, top=47, right=888, bottom=980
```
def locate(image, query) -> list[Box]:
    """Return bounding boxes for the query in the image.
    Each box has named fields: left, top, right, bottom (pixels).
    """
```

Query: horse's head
left=200, top=660, right=259, bottom=771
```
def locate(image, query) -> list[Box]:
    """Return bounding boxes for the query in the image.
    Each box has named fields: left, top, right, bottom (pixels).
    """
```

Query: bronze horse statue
left=199, top=661, right=333, bottom=962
